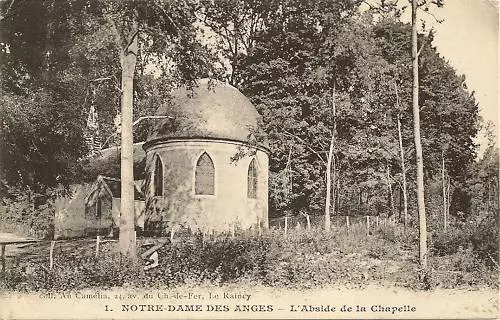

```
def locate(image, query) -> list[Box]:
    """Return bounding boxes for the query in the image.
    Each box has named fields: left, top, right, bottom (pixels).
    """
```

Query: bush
left=431, top=225, right=469, bottom=256
left=0, top=229, right=351, bottom=291
left=0, top=184, right=56, bottom=239
left=430, top=247, right=498, bottom=289
left=0, top=253, right=143, bottom=292
left=467, top=211, right=498, bottom=266
left=430, top=211, right=498, bottom=266
left=0, top=224, right=496, bottom=292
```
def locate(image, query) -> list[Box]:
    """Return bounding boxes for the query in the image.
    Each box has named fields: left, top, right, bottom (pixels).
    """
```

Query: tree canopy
left=0, top=0, right=486, bottom=223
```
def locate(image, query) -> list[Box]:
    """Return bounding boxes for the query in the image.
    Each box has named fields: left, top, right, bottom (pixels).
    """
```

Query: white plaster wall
left=144, top=139, right=269, bottom=233
left=54, top=184, right=90, bottom=239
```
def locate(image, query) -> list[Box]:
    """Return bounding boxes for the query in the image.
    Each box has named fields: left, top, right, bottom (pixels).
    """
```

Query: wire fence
left=2, top=214, right=403, bottom=274
left=269, top=214, right=400, bottom=234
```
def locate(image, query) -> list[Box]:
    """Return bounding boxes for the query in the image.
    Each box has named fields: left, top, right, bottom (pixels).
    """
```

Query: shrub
left=0, top=252, right=143, bottom=292
left=430, top=211, right=498, bottom=265
left=467, top=211, right=498, bottom=266
left=430, top=247, right=498, bottom=289
left=0, top=184, right=56, bottom=239
left=0, top=224, right=496, bottom=292
left=430, top=225, right=469, bottom=256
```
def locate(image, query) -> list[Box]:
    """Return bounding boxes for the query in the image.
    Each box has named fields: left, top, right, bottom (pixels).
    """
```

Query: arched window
left=154, top=155, right=163, bottom=196
left=247, top=158, right=258, bottom=199
left=195, top=152, right=215, bottom=195
left=96, top=199, right=102, bottom=218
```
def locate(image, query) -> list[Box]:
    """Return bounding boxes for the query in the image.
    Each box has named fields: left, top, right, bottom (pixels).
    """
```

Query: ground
left=0, top=232, right=498, bottom=319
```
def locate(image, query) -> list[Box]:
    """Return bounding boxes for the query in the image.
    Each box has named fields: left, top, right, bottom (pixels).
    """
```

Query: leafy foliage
left=1, top=226, right=496, bottom=291
left=0, top=0, right=219, bottom=200
left=0, top=91, right=87, bottom=189
left=227, top=6, right=480, bottom=218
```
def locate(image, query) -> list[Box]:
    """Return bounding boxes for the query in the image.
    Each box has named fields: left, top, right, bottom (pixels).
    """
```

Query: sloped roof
left=82, top=142, right=146, bottom=181
left=146, top=78, right=267, bottom=148
left=101, top=176, right=145, bottom=201
left=85, top=175, right=145, bottom=206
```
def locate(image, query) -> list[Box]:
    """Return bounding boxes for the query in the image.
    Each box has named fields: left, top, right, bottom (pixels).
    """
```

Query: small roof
left=85, top=175, right=145, bottom=205
left=101, top=176, right=145, bottom=201
left=146, top=78, right=268, bottom=150
left=82, top=142, right=146, bottom=181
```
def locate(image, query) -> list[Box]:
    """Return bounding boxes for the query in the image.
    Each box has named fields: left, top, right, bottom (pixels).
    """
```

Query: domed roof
left=146, top=79, right=267, bottom=150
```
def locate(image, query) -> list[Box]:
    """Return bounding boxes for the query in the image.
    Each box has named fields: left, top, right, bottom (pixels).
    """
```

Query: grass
left=1, top=220, right=497, bottom=292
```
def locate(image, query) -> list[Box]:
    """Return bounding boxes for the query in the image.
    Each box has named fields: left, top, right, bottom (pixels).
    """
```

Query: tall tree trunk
left=446, top=176, right=451, bottom=225
left=397, top=114, right=409, bottom=232
left=441, top=150, right=447, bottom=231
left=325, top=86, right=337, bottom=231
left=42, top=0, right=55, bottom=83
left=386, top=164, right=395, bottom=213
left=412, top=0, right=428, bottom=276
left=325, top=133, right=334, bottom=231
left=486, top=170, right=490, bottom=212
left=497, top=169, right=500, bottom=212
left=332, top=154, right=337, bottom=219
left=119, top=21, right=138, bottom=260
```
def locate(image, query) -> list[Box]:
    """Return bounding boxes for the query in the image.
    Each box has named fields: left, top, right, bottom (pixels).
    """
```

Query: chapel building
left=54, top=78, right=269, bottom=238
left=143, top=78, right=269, bottom=233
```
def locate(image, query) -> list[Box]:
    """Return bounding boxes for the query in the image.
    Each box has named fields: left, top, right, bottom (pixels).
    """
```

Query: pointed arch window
left=154, top=155, right=164, bottom=197
left=96, top=199, right=102, bottom=218
left=247, top=158, right=258, bottom=199
left=195, top=152, right=215, bottom=195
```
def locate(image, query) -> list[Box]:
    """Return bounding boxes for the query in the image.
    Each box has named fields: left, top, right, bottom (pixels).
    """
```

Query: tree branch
left=101, top=116, right=172, bottom=148
left=282, top=131, right=326, bottom=164
left=88, top=75, right=121, bottom=93
left=362, top=0, right=399, bottom=13
left=488, top=254, right=499, bottom=269
left=416, top=29, right=433, bottom=57
left=223, top=26, right=236, bottom=57
left=124, top=29, right=139, bottom=54
left=90, top=77, right=113, bottom=82
left=153, top=1, right=183, bottom=37
left=417, top=6, right=444, bottom=24
left=102, top=132, right=118, bottom=149
left=0, top=0, right=16, bottom=22
left=132, top=115, right=171, bottom=126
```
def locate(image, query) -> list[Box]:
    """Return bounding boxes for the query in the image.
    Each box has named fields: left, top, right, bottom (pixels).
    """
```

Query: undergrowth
left=0, top=220, right=497, bottom=292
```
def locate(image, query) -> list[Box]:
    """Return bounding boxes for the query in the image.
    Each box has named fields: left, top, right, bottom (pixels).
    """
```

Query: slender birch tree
left=325, top=85, right=337, bottom=231
left=411, top=0, right=428, bottom=277
left=102, top=0, right=214, bottom=259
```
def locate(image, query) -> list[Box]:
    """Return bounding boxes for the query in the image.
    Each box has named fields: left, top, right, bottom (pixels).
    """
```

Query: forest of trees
left=0, top=0, right=497, bottom=244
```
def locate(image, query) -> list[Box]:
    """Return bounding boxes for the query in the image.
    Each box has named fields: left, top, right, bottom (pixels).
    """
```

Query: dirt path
left=0, top=232, right=35, bottom=242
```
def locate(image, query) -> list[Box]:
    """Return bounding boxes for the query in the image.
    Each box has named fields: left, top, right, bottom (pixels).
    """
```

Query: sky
left=419, top=0, right=498, bottom=154
left=153, top=0, right=500, bottom=155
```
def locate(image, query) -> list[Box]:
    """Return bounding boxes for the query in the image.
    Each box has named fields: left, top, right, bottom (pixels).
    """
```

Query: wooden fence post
left=366, top=216, right=370, bottom=236
left=346, top=216, right=350, bottom=235
left=1, top=244, right=5, bottom=274
left=95, top=236, right=100, bottom=257
left=284, top=216, right=288, bottom=236
left=171, top=226, right=176, bottom=241
left=49, top=241, right=55, bottom=270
